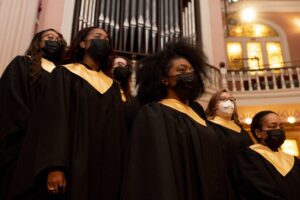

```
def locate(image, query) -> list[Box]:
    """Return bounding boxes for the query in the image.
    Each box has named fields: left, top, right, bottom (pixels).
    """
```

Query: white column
left=239, top=71, right=245, bottom=91
left=288, top=68, right=295, bottom=88
left=231, top=71, right=237, bottom=91
left=61, top=0, right=76, bottom=44
left=264, top=70, right=270, bottom=90
left=280, top=69, right=286, bottom=89
left=0, top=0, right=39, bottom=75
left=199, top=0, right=226, bottom=67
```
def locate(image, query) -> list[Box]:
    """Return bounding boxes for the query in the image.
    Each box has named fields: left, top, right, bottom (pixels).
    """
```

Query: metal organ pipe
left=73, top=0, right=198, bottom=54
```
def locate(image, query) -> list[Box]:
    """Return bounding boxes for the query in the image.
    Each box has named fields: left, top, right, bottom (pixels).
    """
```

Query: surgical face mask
left=264, top=129, right=286, bottom=150
left=217, top=100, right=235, bottom=116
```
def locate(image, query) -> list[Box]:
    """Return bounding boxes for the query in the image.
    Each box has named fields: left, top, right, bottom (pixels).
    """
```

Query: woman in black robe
left=7, top=27, right=127, bottom=200
left=121, top=40, right=230, bottom=200
left=205, top=89, right=253, bottom=199
left=112, top=55, right=134, bottom=102
left=0, top=29, right=66, bottom=199
left=233, top=110, right=300, bottom=200
left=111, top=56, right=139, bottom=133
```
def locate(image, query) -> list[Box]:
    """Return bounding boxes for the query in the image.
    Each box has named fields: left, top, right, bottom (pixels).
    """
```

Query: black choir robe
left=121, top=99, right=230, bottom=200
left=7, top=63, right=127, bottom=200
left=190, top=101, right=207, bottom=120
left=124, top=97, right=141, bottom=133
left=0, top=56, right=56, bottom=199
left=208, top=117, right=253, bottom=200
left=208, top=117, right=253, bottom=169
left=233, top=144, right=300, bottom=200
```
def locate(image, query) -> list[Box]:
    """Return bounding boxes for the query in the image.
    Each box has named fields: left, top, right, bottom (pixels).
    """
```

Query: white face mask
left=217, top=100, right=235, bottom=116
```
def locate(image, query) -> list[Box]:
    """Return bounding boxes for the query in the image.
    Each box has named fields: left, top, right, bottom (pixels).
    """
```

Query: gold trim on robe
left=159, top=98, right=207, bottom=127
left=209, top=116, right=241, bottom=133
left=41, top=58, right=56, bottom=72
left=120, top=89, right=126, bottom=102
left=249, top=143, right=295, bottom=176
left=63, top=63, right=113, bottom=94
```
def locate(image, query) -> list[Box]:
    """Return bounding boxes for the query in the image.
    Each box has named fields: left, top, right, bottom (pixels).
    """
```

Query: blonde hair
left=205, top=89, right=242, bottom=127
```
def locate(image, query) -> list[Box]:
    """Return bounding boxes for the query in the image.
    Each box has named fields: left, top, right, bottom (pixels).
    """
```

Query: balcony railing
left=220, top=66, right=300, bottom=92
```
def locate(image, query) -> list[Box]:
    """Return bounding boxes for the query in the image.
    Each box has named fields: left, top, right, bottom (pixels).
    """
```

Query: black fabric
left=124, top=97, right=141, bottom=134
left=7, top=66, right=127, bottom=200
left=0, top=56, right=51, bottom=199
left=189, top=101, right=207, bottom=120
left=207, top=121, right=253, bottom=200
left=0, top=56, right=50, bottom=142
left=208, top=121, right=253, bottom=170
left=121, top=103, right=231, bottom=200
left=233, top=147, right=300, bottom=200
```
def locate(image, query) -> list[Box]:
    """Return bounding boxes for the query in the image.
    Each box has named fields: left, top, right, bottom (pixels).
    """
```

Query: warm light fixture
left=281, top=139, right=299, bottom=156
left=241, top=8, right=256, bottom=22
left=294, top=18, right=300, bottom=28
left=244, top=117, right=252, bottom=125
left=287, top=116, right=296, bottom=124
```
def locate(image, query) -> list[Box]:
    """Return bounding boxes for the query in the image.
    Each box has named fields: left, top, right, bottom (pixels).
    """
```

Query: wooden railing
left=220, top=66, right=300, bottom=92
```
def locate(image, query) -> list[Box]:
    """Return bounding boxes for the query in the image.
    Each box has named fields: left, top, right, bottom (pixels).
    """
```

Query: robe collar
left=120, top=89, right=126, bottom=102
left=41, top=58, right=56, bottom=72
left=63, top=63, right=113, bottom=94
left=249, top=143, right=295, bottom=176
left=159, top=98, right=207, bottom=127
left=209, top=116, right=241, bottom=133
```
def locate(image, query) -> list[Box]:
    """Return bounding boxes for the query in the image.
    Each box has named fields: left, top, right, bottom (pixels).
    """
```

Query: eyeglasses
left=219, top=97, right=236, bottom=102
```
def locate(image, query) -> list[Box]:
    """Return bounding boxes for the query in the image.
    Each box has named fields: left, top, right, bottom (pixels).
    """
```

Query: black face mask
left=171, top=72, right=198, bottom=102
left=42, top=40, right=63, bottom=61
left=113, top=66, right=131, bottom=85
left=87, top=39, right=112, bottom=67
left=264, top=129, right=286, bottom=150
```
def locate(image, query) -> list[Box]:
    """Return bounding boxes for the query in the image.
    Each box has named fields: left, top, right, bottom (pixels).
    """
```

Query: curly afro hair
left=136, top=39, right=208, bottom=104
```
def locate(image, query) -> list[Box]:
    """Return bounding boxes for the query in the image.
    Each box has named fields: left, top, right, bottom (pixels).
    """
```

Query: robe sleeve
left=121, top=104, right=178, bottom=200
left=7, top=66, right=71, bottom=198
left=0, top=56, right=31, bottom=142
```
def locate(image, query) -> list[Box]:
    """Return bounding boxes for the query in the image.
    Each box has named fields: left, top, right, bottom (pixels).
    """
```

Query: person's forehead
left=42, top=30, right=59, bottom=37
left=220, top=92, right=232, bottom=98
left=114, top=57, right=127, bottom=64
left=263, top=113, right=281, bottom=124
left=171, top=57, right=191, bottom=66
left=88, top=28, right=108, bottom=37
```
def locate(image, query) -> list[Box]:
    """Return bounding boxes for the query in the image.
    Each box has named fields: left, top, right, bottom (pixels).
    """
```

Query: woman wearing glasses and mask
left=0, top=29, right=66, bottom=199
left=121, top=40, right=229, bottom=200
left=233, top=110, right=300, bottom=199
left=7, top=27, right=127, bottom=200
left=205, top=89, right=253, bottom=199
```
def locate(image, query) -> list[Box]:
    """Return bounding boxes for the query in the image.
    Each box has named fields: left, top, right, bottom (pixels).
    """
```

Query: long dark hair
left=25, top=28, right=66, bottom=84
left=63, top=26, right=114, bottom=74
left=115, top=56, right=134, bottom=101
left=137, top=39, right=208, bottom=104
